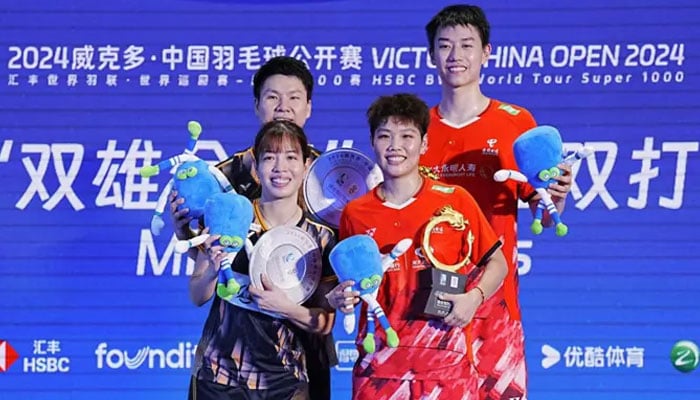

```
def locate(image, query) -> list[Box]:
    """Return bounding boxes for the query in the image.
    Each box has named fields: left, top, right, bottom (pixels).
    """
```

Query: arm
left=188, top=237, right=222, bottom=306
left=440, top=248, right=508, bottom=328
left=471, top=249, right=507, bottom=302
left=439, top=189, right=509, bottom=328
left=168, top=190, right=199, bottom=260
left=250, top=275, right=336, bottom=335
left=283, top=280, right=337, bottom=335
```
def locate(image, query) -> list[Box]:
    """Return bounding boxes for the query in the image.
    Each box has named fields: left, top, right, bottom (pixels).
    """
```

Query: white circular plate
left=249, top=226, right=323, bottom=304
left=303, top=148, right=383, bottom=228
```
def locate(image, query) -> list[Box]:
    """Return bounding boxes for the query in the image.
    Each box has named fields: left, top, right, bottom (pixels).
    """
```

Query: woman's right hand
left=169, top=190, right=193, bottom=240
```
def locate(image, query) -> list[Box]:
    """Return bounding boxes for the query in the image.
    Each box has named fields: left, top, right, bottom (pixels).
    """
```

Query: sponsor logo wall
left=1, top=1, right=698, bottom=399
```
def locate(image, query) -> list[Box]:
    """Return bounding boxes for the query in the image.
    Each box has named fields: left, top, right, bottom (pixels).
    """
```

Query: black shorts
left=299, top=331, right=336, bottom=400
left=306, top=359, right=331, bottom=400
left=188, top=377, right=309, bottom=400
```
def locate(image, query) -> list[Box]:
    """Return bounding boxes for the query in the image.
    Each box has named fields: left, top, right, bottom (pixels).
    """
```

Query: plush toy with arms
left=329, top=234, right=412, bottom=353
left=494, top=125, right=593, bottom=236
left=139, top=121, right=233, bottom=236
left=174, top=191, right=255, bottom=298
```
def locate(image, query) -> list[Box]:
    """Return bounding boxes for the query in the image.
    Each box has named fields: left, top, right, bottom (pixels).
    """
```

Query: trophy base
left=417, top=268, right=468, bottom=318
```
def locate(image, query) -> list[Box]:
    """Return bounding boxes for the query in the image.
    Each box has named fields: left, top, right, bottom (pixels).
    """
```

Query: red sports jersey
left=420, top=100, right=536, bottom=321
left=339, top=179, right=501, bottom=383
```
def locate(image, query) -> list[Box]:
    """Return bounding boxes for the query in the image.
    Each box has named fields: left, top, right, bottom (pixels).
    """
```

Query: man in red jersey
left=328, top=93, right=508, bottom=400
left=420, top=5, right=573, bottom=400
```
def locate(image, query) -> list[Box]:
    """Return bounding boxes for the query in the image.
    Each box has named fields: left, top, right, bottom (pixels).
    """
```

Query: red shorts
left=352, top=375, right=478, bottom=400
left=470, top=303, right=527, bottom=400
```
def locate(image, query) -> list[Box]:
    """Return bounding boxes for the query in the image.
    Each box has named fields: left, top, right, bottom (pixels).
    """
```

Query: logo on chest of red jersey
left=411, top=247, right=430, bottom=269
left=482, top=138, right=499, bottom=157
left=429, top=163, right=477, bottom=178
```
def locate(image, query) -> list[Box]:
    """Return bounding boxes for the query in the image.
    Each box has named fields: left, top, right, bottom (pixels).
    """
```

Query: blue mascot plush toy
left=174, top=191, right=254, bottom=298
left=494, top=125, right=593, bottom=236
left=329, top=234, right=411, bottom=353
left=139, top=121, right=233, bottom=236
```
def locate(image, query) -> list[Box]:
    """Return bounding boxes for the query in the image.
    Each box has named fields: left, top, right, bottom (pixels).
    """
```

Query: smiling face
left=432, top=24, right=491, bottom=90
left=254, top=134, right=307, bottom=202
left=254, top=74, right=312, bottom=128
left=371, top=117, right=426, bottom=180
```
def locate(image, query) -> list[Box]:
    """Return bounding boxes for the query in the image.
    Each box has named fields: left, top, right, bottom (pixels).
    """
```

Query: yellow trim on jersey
left=252, top=199, right=270, bottom=231
left=305, top=217, right=336, bottom=236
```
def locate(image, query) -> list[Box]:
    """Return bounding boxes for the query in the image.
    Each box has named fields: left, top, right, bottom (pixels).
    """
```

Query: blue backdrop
left=1, top=0, right=699, bottom=399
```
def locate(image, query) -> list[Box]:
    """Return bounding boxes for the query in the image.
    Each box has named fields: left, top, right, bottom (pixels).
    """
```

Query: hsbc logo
left=95, top=342, right=196, bottom=370
left=0, top=340, right=19, bottom=372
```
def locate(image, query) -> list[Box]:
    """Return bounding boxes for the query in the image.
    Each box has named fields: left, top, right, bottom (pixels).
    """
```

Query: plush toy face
left=513, top=126, right=564, bottom=189
left=203, top=192, right=254, bottom=253
left=172, top=159, right=222, bottom=218
left=329, top=235, right=383, bottom=296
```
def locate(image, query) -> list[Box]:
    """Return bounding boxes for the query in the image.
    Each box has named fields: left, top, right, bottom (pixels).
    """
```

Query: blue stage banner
left=1, top=1, right=698, bottom=399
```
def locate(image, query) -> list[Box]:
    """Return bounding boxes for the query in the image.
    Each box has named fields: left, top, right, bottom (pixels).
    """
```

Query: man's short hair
left=425, top=4, right=491, bottom=54
left=253, top=56, right=314, bottom=102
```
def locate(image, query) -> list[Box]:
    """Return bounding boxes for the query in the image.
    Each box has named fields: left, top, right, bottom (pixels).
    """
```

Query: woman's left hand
left=249, top=273, right=292, bottom=314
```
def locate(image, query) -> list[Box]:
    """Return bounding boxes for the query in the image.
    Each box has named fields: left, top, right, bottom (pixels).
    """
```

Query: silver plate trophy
left=303, top=148, right=384, bottom=228
left=249, top=226, right=323, bottom=304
